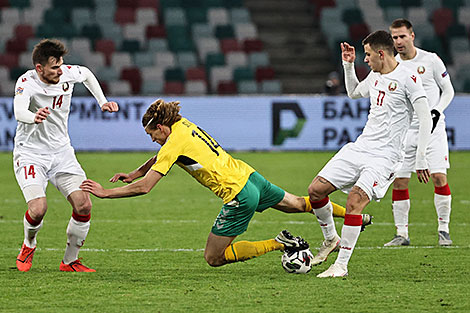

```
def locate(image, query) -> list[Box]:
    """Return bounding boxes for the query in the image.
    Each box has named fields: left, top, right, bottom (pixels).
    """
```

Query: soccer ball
left=281, top=248, right=314, bottom=274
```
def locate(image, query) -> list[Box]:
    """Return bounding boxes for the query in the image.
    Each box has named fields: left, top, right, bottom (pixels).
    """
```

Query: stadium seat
left=141, top=79, right=164, bottom=95
left=71, top=38, right=92, bottom=58
left=185, top=80, right=207, bottom=94
left=141, top=66, right=165, bottom=81
left=120, top=67, right=142, bottom=94
left=23, top=8, right=46, bottom=27
left=133, top=51, right=155, bottom=67
left=233, top=66, right=254, bottom=82
left=237, top=80, right=257, bottom=94
left=115, top=7, right=136, bottom=25
left=148, top=38, right=169, bottom=51
left=165, top=67, right=185, bottom=81
left=155, top=51, right=176, bottom=68
left=192, top=23, right=213, bottom=40
left=210, top=65, right=232, bottom=91
left=408, top=8, right=428, bottom=26
left=95, top=39, right=116, bottom=64
left=176, top=51, right=198, bottom=69
left=120, top=39, right=141, bottom=53
left=0, top=54, right=19, bottom=69
left=138, top=0, right=159, bottom=8
left=18, top=52, right=32, bottom=68
left=0, top=66, right=10, bottom=83
left=97, top=66, right=120, bottom=82
left=349, top=23, right=370, bottom=42
left=243, top=39, right=263, bottom=53
left=5, top=38, right=27, bottom=54
left=220, top=39, right=241, bottom=53
left=81, top=25, right=103, bottom=42
left=164, top=81, right=184, bottom=94
left=458, top=7, right=470, bottom=28
left=186, top=7, right=207, bottom=24
left=217, top=81, right=237, bottom=94
left=111, top=52, right=133, bottom=71
left=226, top=51, right=248, bottom=67
left=136, top=8, right=158, bottom=26
left=186, top=67, right=206, bottom=80
left=1, top=7, right=21, bottom=25
left=82, top=52, right=106, bottom=69
left=342, top=8, right=364, bottom=25
left=431, top=8, right=454, bottom=36
left=123, top=24, right=147, bottom=44
left=109, top=80, right=132, bottom=96
left=207, top=8, right=229, bottom=26
left=215, top=25, right=235, bottom=39
left=205, top=52, right=225, bottom=71
left=72, top=8, right=93, bottom=31
left=378, top=0, right=401, bottom=8
left=196, top=38, right=220, bottom=62
left=260, top=80, right=282, bottom=94
left=255, top=66, right=275, bottom=82
left=248, top=52, right=269, bottom=68
left=230, top=8, right=251, bottom=23
left=146, top=25, right=167, bottom=38
left=234, top=23, right=258, bottom=41
left=9, top=67, right=27, bottom=81
left=446, top=24, right=467, bottom=39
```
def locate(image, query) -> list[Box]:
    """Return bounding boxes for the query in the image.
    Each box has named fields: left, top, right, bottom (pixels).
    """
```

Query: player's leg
left=317, top=185, right=370, bottom=278
left=13, top=153, right=49, bottom=272
left=384, top=176, right=412, bottom=246
left=432, top=172, right=452, bottom=246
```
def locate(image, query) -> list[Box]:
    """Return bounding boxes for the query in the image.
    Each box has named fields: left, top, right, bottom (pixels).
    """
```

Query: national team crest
left=62, top=82, right=69, bottom=92
left=388, top=82, right=397, bottom=91
left=417, top=66, right=425, bottom=74
left=15, top=87, right=24, bottom=95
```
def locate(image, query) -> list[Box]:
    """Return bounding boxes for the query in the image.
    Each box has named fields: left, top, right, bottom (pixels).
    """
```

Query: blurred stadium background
left=1, top=0, right=469, bottom=97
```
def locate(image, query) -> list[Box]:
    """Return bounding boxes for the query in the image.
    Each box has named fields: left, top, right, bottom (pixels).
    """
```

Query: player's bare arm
left=109, top=155, right=157, bottom=183
left=82, top=169, right=163, bottom=198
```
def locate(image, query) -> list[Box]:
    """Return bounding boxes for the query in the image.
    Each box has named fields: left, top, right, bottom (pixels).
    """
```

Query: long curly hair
left=142, top=99, right=182, bottom=130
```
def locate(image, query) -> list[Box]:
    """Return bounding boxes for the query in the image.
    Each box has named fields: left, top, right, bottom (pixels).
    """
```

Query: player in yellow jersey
left=80, top=99, right=370, bottom=267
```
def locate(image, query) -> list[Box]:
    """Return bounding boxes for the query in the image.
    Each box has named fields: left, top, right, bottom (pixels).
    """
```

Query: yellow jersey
left=151, top=118, right=255, bottom=203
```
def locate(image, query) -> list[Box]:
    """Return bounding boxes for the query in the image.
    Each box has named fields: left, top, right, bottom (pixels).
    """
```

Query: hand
left=34, top=107, right=50, bottom=124
left=109, top=173, right=133, bottom=183
left=341, top=42, right=356, bottom=63
left=430, top=109, right=440, bottom=133
left=80, top=179, right=108, bottom=198
left=101, top=101, right=119, bottom=112
left=416, top=169, right=430, bottom=184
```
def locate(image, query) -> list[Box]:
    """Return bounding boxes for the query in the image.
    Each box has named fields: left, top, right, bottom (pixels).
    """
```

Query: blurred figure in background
left=324, top=71, right=343, bottom=95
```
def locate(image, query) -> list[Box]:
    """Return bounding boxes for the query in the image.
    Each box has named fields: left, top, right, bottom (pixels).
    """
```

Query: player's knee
left=204, top=251, right=224, bottom=267
left=308, top=183, right=325, bottom=201
left=432, top=173, right=447, bottom=187
left=27, top=198, right=47, bottom=220
left=393, top=178, right=409, bottom=189
left=75, top=197, right=92, bottom=215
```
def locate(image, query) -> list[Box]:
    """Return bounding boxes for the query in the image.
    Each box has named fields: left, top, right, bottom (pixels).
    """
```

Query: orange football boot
left=59, top=258, right=96, bottom=272
left=16, top=244, right=36, bottom=272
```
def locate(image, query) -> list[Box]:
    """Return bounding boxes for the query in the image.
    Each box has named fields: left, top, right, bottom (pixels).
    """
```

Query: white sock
left=336, top=225, right=361, bottom=266
left=63, top=217, right=90, bottom=264
left=435, top=194, right=451, bottom=233
left=392, top=199, right=410, bottom=238
left=312, top=201, right=338, bottom=241
left=23, top=216, right=43, bottom=248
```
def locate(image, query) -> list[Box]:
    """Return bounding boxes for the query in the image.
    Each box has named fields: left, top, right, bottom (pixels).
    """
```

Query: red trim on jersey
left=72, top=212, right=91, bottom=222
left=25, top=210, right=42, bottom=226
left=310, top=197, right=329, bottom=209
left=344, top=214, right=362, bottom=226
left=435, top=184, right=451, bottom=196
left=392, top=189, right=409, bottom=201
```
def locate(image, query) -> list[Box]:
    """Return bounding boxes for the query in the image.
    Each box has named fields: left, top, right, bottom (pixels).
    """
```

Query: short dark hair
left=390, top=18, right=413, bottom=31
left=362, top=30, right=394, bottom=56
left=32, top=39, right=68, bottom=66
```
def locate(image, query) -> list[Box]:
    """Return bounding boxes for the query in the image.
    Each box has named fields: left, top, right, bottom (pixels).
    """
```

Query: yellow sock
left=331, top=201, right=346, bottom=217
left=224, top=239, right=284, bottom=262
left=303, top=196, right=312, bottom=212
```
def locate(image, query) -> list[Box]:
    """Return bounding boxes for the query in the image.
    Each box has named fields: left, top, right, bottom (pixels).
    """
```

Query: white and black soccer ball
left=281, top=248, right=314, bottom=274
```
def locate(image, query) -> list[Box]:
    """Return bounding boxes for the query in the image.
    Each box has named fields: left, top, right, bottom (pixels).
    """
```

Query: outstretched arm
left=109, top=155, right=158, bottom=183
left=80, top=66, right=119, bottom=112
left=80, top=169, right=163, bottom=198
left=341, top=42, right=364, bottom=99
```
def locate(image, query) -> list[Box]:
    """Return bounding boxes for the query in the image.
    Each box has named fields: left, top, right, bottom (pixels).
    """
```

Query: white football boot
left=311, top=234, right=340, bottom=266
left=316, top=263, right=348, bottom=278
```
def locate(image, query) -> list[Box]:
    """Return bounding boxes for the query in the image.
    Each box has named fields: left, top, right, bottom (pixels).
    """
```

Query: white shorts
left=318, top=143, right=401, bottom=201
left=13, top=146, right=86, bottom=202
left=397, top=126, right=450, bottom=178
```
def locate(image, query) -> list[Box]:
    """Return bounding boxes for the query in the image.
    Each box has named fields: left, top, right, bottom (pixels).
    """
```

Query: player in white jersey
left=306, top=31, right=432, bottom=278
left=13, top=39, right=119, bottom=272
left=384, top=19, right=455, bottom=247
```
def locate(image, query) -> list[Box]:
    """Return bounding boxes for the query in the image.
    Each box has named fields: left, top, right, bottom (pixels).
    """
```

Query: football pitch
left=1, top=151, right=469, bottom=312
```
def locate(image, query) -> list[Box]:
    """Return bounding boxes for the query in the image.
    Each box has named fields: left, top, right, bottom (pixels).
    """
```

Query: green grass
left=1, top=151, right=469, bottom=312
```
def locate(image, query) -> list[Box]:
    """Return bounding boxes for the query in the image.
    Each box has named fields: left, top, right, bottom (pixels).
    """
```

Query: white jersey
left=13, top=65, right=86, bottom=153
left=352, top=62, right=427, bottom=162
left=396, top=48, right=450, bottom=129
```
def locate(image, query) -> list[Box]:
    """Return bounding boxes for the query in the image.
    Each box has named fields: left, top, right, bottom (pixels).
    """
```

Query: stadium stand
left=0, top=0, right=469, bottom=95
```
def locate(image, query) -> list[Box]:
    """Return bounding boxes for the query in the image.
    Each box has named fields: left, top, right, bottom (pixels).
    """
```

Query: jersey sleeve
left=62, top=64, right=87, bottom=83
left=405, top=73, right=427, bottom=104
left=150, top=142, right=180, bottom=175
left=431, top=53, right=450, bottom=90
left=356, top=71, right=372, bottom=98
left=13, top=75, right=35, bottom=124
